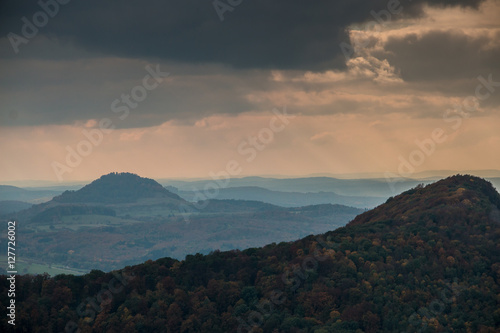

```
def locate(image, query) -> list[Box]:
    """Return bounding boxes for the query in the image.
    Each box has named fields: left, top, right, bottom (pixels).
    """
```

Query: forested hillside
left=1, top=175, right=499, bottom=332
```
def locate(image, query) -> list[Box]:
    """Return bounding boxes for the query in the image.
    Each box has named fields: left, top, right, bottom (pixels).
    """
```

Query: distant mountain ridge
left=162, top=176, right=424, bottom=197
left=53, top=172, right=182, bottom=204
left=0, top=185, right=60, bottom=204
left=173, top=185, right=385, bottom=209
left=0, top=200, right=32, bottom=215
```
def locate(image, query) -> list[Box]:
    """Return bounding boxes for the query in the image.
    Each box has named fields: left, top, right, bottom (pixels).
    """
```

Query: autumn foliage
left=1, top=175, right=499, bottom=332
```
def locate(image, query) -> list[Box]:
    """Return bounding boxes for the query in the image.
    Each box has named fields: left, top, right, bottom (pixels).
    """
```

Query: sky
left=0, top=0, right=499, bottom=183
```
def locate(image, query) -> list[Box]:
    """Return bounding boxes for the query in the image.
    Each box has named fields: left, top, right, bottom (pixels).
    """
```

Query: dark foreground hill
left=1, top=175, right=500, bottom=332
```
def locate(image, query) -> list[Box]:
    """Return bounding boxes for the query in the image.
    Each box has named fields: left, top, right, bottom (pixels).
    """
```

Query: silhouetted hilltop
left=53, top=172, right=182, bottom=204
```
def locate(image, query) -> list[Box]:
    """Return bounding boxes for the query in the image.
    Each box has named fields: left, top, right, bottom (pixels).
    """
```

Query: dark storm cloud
left=379, top=30, right=500, bottom=81
left=0, top=0, right=484, bottom=70
left=369, top=29, right=500, bottom=108
left=0, top=57, right=260, bottom=128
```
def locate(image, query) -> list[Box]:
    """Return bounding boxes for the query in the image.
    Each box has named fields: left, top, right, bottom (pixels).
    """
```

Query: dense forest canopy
left=1, top=175, right=499, bottom=332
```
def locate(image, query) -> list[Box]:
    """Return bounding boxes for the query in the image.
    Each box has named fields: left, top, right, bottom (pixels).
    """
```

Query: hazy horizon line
left=2, top=169, right=500, bottom=188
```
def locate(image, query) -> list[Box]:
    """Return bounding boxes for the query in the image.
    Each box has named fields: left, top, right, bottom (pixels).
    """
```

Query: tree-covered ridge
left=53, top=172, right=182, bottom=204
left=349, top=175, right=500, bottom=228
left=1, top=175, right=499, bottom=332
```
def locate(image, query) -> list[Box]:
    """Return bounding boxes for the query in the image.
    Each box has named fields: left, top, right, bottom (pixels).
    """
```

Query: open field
left=0, top=255, right=88, bottom=276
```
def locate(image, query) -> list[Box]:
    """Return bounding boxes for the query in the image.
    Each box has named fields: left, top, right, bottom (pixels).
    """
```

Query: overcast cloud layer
left=0, top=0, right=499, bottom=182
left=0, top=0, right=484, bottom=69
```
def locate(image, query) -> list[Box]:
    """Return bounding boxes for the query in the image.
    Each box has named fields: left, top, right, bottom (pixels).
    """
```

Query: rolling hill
left=53, top=172, right=183, bottom=204
left=1, top=173, right=363, bottom=272
left=1, top=175, right=499, bottom=332
left=8, top=172, right=190, bottom=223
